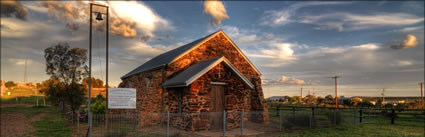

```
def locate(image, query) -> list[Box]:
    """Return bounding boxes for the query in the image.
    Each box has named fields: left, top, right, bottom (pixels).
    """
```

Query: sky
left=1, top=1, right=424, bottom=98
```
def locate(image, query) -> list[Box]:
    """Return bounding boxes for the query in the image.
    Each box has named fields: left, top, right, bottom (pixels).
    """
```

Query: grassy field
left=1, top=105, right=71, bottom=137
left=255, top=118, right=424, bottom=137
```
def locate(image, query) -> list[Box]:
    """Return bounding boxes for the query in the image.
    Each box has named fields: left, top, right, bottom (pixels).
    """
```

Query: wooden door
left=209, top=85, right=224, bottom=130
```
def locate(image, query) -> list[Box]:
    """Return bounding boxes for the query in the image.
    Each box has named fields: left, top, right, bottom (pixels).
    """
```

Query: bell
left=95, top=12, right=103, bottom=21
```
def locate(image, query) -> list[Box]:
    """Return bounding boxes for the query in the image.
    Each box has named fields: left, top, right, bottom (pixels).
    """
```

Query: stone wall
left=114, top=31, right=268, bottom=129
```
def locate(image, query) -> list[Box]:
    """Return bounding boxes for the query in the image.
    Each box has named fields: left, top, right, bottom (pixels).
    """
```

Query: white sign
left=108, top=88, right=136, bottom=109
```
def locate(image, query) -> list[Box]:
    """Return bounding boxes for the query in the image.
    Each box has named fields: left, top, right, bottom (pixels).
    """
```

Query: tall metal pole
left=105, top=6, right=109, bottom=129
left=420, top=82, right=424, bottom=109
left=88, top=3, right=93, bottom=137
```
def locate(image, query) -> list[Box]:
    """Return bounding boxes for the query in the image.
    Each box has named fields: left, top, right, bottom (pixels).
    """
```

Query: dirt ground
left=0, top=104, right=45, bottom=137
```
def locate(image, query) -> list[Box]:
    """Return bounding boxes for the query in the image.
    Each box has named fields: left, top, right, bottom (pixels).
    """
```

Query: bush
left=283, top=113, right=315, bottom=129
left=327, top=111, right=343, bottom=125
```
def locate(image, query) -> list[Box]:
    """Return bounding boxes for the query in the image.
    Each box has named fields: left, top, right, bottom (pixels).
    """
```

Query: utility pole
left=420, top=82, right=424, bottom=109
left=331, top=76, right=340, bottom=108
left=300, top=87, right=303, bottom=103
left=381, top=88, right=385, bottom=105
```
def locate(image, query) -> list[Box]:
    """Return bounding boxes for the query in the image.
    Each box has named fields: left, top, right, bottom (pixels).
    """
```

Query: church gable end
left=167, top=31, right=260, bottom=79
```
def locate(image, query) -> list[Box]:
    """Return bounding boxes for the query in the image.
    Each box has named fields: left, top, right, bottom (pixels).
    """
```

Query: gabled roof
left=121, top=30, right=261, bottom=79
left=161, top=57, right=254, bottom=89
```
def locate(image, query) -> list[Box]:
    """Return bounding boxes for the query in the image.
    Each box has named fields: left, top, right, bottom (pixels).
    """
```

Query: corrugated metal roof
left=161, top=57, right=254, bottom=89
left=121, top=31, right=219, bottom=79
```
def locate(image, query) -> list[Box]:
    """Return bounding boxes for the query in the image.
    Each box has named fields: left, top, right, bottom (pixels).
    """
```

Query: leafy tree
left=44, top=43, right=88, bottom=114
left=45, top=43, right=88, bottom=85
left=39, top=78, right=63, bottom=105
left=325, top=95, right=334, bottom=104
left=350, top=97, right=362, bottom=106
left=82, top=77, right=104, bottom=88
left=317, top=97, right=325, bottom=104
left=5, top=81, right=16, bottom=88
left=289, top=96, right=299, bottom=103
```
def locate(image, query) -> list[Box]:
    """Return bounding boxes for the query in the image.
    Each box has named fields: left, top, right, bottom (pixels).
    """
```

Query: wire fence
left=65, top=108, right=425, bottom=137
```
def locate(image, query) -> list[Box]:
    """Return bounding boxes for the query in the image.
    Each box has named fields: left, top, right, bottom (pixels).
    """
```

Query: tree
left=317, top=97, right=325, bottom=104
left=82, top=77, right=104, bottom=88
left=44, top=43, right=88, bottom=114
left=325, top=95, right=334, bottom=104
left=5, top=81, right=16, bottom=88
left=289, top=96, right=299, bottom=103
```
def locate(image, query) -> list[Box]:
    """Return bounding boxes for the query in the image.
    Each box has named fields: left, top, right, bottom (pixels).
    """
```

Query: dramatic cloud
left=203, top=0, right=229, bottom=27
left=300, top=13, right=424, bottom=31
left=39, top=1, right=171, bottom=38
left=263, top=75, right=305, bottom=85
left=0, top=0, right=29, bottom=20
left=261, top=2, right=350, bottom=27
left=391, top=34, right=419, bottom=49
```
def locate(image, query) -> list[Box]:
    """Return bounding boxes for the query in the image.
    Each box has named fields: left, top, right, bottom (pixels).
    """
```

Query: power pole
left=381, top=88, right=385, bottom=105
left=331, top=76, right=340, bottom=108
left=420, top=82, right=424, bottom=109
left=300, top=88, right=303, bottom=103
left=24, top=59, right=27, bottom=83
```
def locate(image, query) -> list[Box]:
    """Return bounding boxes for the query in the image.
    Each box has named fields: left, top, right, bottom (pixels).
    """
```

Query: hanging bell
left=95, top=12, right=103, bottom=21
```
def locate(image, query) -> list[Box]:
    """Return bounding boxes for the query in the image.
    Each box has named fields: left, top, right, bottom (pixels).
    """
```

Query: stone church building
left=113, top=30, right=269, bottom=131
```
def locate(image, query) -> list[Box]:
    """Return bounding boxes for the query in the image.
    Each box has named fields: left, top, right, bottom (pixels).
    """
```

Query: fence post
left=310, top=110, right=312, bottom=129
left=277, top=105, right=280, bottom=117
left=279, top=110, right=282, bottom=131
left=354, top=107, right=357, bottom=125
left=359, top=109, right=363, bottom=123
left=223, top=111, right=226, bottom=137
left=292, top=106, right=295, bottom=116
left=89, top=112, right=93, bottom=137
left=167, top=111, right=170, bottom=137
left=312, top=107, right=315, bottom=117
left=333, top=108, right=337, bottom=126
left=391, top=109, right=395, bottom=124
left=77, top=113, right=80, bottom=136
left=241, top=110, right=244, bottom=136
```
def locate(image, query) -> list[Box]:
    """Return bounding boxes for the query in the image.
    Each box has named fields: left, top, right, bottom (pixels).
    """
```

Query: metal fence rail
left=65, top=108, right=424, bottom=137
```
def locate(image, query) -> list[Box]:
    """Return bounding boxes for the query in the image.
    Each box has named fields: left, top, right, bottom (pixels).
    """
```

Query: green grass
left=32, top=111, right=71, bottom=137
left=1, top=104, right=71, bottom=137
left=0, top=106, right=53, bottom=117
left=255, top=114, right=424, bottom=137
left=1, top=96, right=49, bottom=105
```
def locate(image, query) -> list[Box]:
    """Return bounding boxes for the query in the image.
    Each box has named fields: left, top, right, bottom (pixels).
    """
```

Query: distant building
left=268, top=96, right=287, bottom=101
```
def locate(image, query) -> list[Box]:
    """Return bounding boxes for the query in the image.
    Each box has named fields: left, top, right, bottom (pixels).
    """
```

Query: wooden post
left=359, top=109, right=363, bottom=123
left=391, top=109, right=395, bottom=124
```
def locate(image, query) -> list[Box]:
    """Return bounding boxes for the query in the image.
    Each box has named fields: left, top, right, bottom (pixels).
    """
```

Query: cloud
left=0, top=18, right=53, bottom=38
left=391, top=34, right=419, bottom=49
left=0, top=0, right=29, bottom=20
left=8, top=58, right=31, bottom=65
left=38, top=1, right=172, bottom=38
left=300, top=13, right=424, bottom=31
left=203, top=0, right=229, bottom=27
left=263, top=75, right=305, bottom=85
left=261, top=2, right=351, bottom=27
left=65, top=23, right=79, bottom=32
